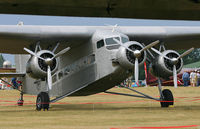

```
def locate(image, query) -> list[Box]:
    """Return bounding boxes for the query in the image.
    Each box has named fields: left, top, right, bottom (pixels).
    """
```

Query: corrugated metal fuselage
left=17, top=31, right=131, bottom=97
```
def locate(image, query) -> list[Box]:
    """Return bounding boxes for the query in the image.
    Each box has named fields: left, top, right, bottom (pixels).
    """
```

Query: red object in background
left=17, top=80, right=22, bottom=84
left=147, top=71, right=185, bottom=86
left=144, top=62, right=148, bottom=80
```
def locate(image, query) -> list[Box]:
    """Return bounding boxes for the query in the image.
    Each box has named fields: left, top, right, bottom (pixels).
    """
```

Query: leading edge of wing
left=0, top=73, right=25, bottom=78
left=0, top=25, right=200, bottom=54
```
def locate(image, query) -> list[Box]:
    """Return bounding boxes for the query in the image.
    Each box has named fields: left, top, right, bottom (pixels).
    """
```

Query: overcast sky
left=1, top=14, right=200, bottom=65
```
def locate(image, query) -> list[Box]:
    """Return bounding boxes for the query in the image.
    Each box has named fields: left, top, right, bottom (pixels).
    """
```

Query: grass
left=184, top=61, right=200, bottom=68
left=0, top=87, right=200, bottom=129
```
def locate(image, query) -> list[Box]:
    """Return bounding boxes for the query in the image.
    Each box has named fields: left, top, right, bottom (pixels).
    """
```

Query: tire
left=17, top=99, right=24, bottom=106
left=36, top=92, right=50, bottom=111
left=160, top=89, right=174, bottom=107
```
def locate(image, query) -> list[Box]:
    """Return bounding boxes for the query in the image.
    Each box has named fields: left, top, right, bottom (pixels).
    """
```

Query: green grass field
left=0, top=87, right=200, bottom=129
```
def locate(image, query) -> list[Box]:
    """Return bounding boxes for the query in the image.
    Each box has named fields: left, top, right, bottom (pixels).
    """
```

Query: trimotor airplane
left=0, top=0, right=200, bottom=111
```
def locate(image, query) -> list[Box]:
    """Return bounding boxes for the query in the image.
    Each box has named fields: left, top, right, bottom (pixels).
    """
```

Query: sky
left=1, top=14, right=200, bottom=65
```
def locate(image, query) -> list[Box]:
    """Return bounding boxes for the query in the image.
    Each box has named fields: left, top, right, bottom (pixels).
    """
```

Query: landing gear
left=104, top=78, right=174, bottom=108
left=17, top=92, right=24, bottom=106
left=36, top=92, right=50, bottom=111
left=160, top=89, right=174, bottom=107
left=158, top=78, right=174, bottom=107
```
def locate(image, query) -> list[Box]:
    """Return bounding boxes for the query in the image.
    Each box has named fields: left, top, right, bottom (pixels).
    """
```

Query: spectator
left=182, top=71, right=190, bottom=86
left=11, top=78, right=21, bottom=90
left=190, top=70, right=198, bottom=87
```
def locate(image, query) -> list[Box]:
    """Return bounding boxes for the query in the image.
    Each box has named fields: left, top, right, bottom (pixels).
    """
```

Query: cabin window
left=58, top=71, right=63, bottom=79
left=105, top=37, right=120, bottom=45
left=97, top=40, right=104, bottom=49
left=87, top=54, right=95, bottom=64
left=64, top=68, right=70, bottom=75
left=52, top=74, right=57, bottom=83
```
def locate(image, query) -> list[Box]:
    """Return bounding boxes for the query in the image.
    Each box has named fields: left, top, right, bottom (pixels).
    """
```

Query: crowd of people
left=0, top=77, right=22, bottom=90
left=182, top=70, right=200, bottom=87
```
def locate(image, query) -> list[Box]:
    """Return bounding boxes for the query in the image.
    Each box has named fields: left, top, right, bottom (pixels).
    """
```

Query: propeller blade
left=35, top=42, right=41, bottom=53
left=24, top=48, right=45, bottom=60
left=113, top=38, right=135, bottom=53
left=52, top=43, right=60, bottom=53
left=135, top=58, right=139, bottom=84
left=151, top=47, right=171, bottom=60
left=47, top=66, right=52, bottom=90
left=54, top=47, right=71, bottom=59
left=173, top=65, right=178, bottom=88
left=24, top=48, right=37, bottom=56
left=177, top=47, right=194, bottom=60
left=140, top=40, right=160, bottom=52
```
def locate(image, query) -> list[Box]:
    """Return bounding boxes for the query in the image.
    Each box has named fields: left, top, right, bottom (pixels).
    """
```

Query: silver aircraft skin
left=0, top=25, right=199, bottom=110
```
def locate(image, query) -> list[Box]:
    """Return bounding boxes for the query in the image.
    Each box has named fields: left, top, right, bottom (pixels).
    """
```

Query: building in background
left=0, top=59, right=16, bottom=90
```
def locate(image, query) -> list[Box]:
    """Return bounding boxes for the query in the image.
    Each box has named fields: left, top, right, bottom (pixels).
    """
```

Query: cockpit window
left=105, top=37, right=120, bottom=45
left=122, top=37, right=129, bottom=43
left=97, top=39, right=104, bottom=49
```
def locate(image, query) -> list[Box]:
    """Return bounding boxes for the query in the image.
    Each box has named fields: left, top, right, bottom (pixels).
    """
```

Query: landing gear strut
left=17, top=92, right=24, bottom=106
left=36, top=92, right=50, bottom=111
left=104, top=78, right=174, bottom=108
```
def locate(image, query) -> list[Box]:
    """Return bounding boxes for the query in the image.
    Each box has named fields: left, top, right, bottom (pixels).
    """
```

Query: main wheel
left=36, top=92, right=50, bottom=111
left=160, top=89, right=174, bottom=107
left=17, top=99, right=24, bottom=106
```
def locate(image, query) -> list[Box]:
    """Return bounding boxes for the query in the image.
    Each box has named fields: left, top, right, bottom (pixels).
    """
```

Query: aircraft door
left=95, top=39, right=113, bottom=78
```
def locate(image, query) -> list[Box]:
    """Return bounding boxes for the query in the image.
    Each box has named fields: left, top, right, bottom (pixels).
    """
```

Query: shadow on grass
left=50, top=104, right=200, bottom=112
left=0, top=104, right=199, bottom=113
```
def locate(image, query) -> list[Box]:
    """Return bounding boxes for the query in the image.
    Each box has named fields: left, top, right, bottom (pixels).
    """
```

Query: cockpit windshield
left=105, top=36, right=129, bottom=46
left=104, top=36, right=129, bottom=50
left=105, top=37, right=120, bottom=45
left=121, top=37, right=129, bottom=43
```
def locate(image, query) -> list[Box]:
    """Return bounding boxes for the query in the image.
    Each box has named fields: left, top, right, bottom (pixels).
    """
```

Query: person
left=190, top=70, right=198, bottom=87
left=190, top=71, right=194, bottom=86
left=182, top=71, right=190, bottom=86
left=11, top=78, right=21, bottom=90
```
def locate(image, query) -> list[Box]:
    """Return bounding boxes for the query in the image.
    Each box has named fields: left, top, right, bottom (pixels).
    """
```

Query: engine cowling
left=116, top=41, right=146, bottom=69
left=26, top=50, right=58, bottom=79
left=150, top=50, right=183, bottom=79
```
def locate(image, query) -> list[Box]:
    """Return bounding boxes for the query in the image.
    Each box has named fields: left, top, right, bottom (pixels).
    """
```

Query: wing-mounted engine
left=24, top=43, right=70, bottom=90
left=150, top=50, right=183, bottom=79
left=26, top=50, right=58, bottom=79
left=150, top=47, right=194, bottom=87
left=116, top=41, right=146, bottom=69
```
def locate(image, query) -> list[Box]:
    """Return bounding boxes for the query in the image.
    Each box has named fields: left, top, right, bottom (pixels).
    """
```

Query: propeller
left=24, top=45, right=70, bottom=90
left=105, top=24, right=118, bottom=32
left=113, top=38, right=160, bottom=84
left=151, top=47, right=194, bottom=88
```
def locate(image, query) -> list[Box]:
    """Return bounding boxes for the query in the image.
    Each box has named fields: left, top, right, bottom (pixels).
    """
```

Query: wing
left=0, top=73, right=25, bottom=77
left=0, top=25, right=200, bottom=54
left=0, top=0, right=200, bottom=20
left=0, top=25, right=94, bottom=54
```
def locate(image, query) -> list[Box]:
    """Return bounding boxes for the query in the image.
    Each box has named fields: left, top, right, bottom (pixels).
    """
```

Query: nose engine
left=116, top=41, right=146, bottom=69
